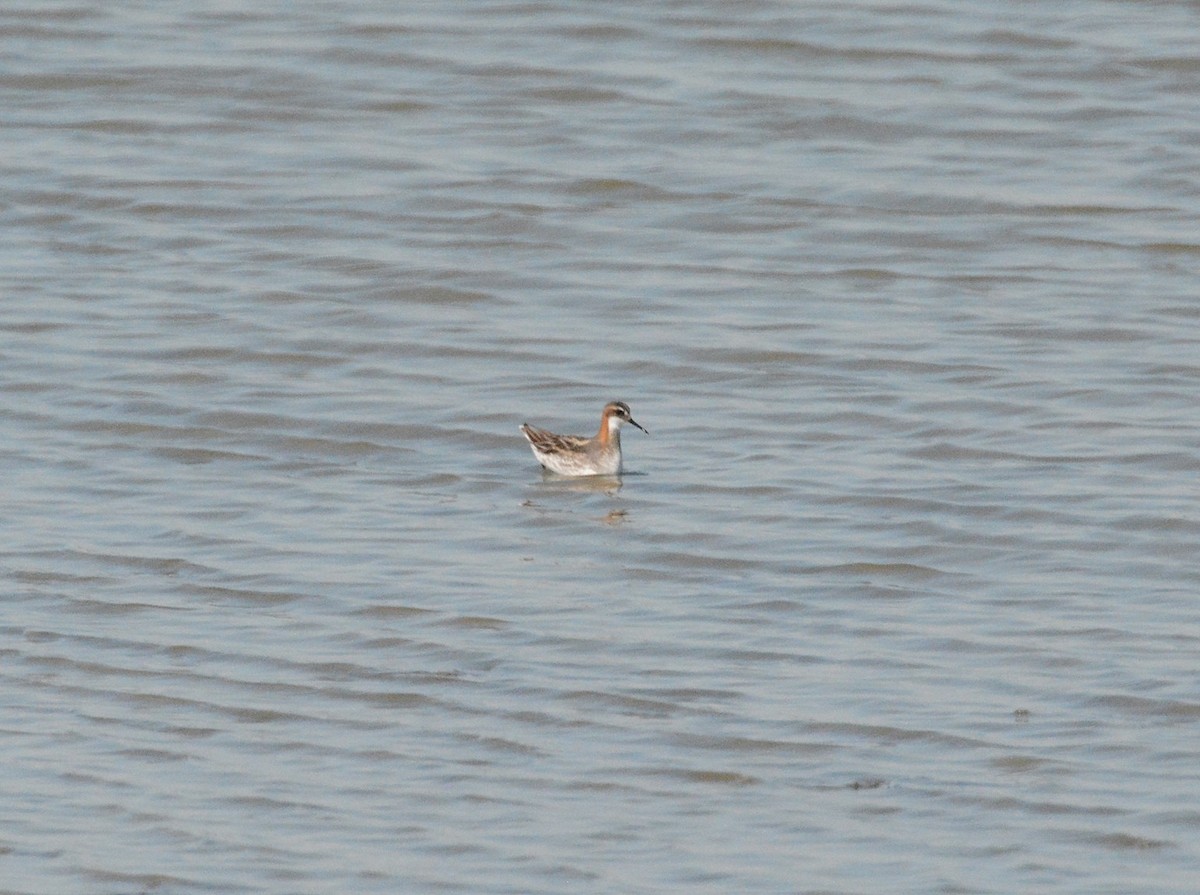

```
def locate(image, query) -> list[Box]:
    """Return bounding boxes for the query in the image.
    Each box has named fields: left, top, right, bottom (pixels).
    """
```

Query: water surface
left=3, top=2, right=1200, bottom=893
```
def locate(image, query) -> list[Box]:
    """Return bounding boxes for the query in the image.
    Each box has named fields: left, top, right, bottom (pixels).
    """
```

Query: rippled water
left=4, top=2, right=1200, bottom=893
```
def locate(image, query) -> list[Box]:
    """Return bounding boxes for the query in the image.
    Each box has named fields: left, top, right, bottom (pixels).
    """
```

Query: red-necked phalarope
left=520, top=401, right=647, bottom=476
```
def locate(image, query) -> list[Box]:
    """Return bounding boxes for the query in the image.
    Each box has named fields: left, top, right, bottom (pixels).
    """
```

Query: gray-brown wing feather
left=520, top=424, right=588, bottom=455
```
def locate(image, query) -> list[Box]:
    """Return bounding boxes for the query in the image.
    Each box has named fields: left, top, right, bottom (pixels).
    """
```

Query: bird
left=520, top=401, right=647, bottom=476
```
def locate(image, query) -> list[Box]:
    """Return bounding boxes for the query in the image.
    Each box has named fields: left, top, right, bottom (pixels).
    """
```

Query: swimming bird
left=520, top=401, right=647, bottom=476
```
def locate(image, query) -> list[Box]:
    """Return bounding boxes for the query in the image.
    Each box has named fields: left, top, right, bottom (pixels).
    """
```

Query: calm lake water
left=3, top=2, right=1199, bottom=893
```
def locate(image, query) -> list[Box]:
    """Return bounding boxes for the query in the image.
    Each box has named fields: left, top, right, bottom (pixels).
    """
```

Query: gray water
left=3, top=2, right=1200, bottom=893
